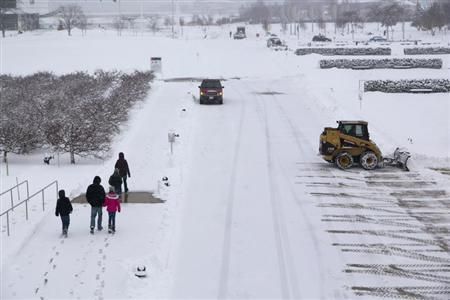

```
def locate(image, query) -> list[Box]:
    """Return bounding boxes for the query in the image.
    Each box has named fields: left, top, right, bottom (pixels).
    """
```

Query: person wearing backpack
left=108, top=168, right=123, bottom=195
left=55, top=189, right=73, bottom=237
left=86, top=176, right=106, bottom=234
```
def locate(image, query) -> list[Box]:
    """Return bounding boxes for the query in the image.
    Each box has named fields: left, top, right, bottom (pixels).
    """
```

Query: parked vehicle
left=199, top=79, right=224, bottom=105
left=368, top=36, right=387, bottom=42
left=312, top=34, right=332, bottom=42
left=233, top=26, right=246, bottom=39
left=267, top=37, right=288, bottom=50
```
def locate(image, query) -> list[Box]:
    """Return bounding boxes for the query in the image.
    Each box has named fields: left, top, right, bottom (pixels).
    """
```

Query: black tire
left=335, top=152, right=353, bottom=170
left=360, top=151, right=378, bottom=170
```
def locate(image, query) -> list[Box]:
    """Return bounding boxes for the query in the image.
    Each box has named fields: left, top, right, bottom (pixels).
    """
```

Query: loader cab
left=337, top=121, right=369, bottom=141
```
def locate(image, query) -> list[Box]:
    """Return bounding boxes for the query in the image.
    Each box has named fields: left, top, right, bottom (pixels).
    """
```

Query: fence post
left=26, top=181, right=29, bottom=199
left=16, top=177, right=20, bottom=203
left=6, top=211, right=10, bottom=236
left=10, top=189, right=13, bottom=211
left=42, top=190, right=45, bottom=211
left=25, top=198, right=28, bottom=220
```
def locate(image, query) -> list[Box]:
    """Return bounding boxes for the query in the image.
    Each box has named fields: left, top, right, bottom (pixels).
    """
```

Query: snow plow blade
left=383, top=148, right=411, bottom=171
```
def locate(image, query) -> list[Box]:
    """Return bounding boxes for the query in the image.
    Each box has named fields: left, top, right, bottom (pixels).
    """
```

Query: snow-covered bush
left=404, top=47, right=450, bottom=55
left=320, top=58, right=442, bottom=69
left=295, top=47, right=391, bottom=56
left=0, top=70, right=154, bottom=164
left=364, top=79, right=450, bottom=93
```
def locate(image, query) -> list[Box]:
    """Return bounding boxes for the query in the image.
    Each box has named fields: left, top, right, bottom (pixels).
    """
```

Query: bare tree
left=78, top=14, right=88, bottom=36
left=112, top=17, right=126, bottom=36
left=146, top=15, right=159, bottom=34
left=420, top=2, right=447, bottom=35
left=372, top=2, right=405, bottom=40
left=0, top=0, right=19, bottom=37
left=56, top=4, right=85, bottom=36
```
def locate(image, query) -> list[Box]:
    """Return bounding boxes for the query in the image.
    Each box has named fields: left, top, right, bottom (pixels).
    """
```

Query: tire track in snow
left=266, top=92, right=332, bottom=300
left=250, top=86, right=298, bottom=299
left=217, top=82, right=247, bottom=299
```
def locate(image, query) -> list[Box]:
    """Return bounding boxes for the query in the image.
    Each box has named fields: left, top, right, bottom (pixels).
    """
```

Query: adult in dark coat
left=55, top=189, right=73, bottom=236
left=108, top=168, right=123, bottom=195
left=86, top=176, right=106, bottom=233
left=114, top=152, right=131, bottom=193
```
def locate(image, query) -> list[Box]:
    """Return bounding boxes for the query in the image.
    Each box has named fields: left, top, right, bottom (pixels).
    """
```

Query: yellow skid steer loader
left=319, top=121, right=410, bottom=171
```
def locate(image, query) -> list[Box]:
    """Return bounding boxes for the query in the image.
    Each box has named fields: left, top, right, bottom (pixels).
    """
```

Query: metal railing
left=0, top=180, right=58, bottom=236
left=0, top=180, right=30, bottom=211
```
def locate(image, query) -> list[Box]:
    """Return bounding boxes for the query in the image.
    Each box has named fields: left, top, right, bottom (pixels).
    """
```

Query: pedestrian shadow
left=72, top=192, right=164, bottom=204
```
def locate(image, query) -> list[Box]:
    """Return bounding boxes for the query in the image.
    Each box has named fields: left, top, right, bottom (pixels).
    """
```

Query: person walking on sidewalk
left=55, top=189, right=73, bottom=237
left=108, top=168, right=123, bottom=195
left=114, top=152, right=131, bottom=193
left=104, top=186, right=121, bottom=233
left=86, top=176, right=106, bottom=234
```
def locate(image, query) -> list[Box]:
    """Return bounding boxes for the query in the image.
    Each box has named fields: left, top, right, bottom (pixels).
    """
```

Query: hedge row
left=319, top=58, right=442, bottom=69
left=404, top=47, right=450, bottom=55
left=364, top=79, right=450, bottom=93
left=295, top=47, right=391, bottom=56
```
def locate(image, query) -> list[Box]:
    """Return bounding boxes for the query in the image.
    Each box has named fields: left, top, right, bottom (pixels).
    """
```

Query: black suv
left=312, top=34, right=331, bottom=42
left=199, top=79, right=224, bottom=105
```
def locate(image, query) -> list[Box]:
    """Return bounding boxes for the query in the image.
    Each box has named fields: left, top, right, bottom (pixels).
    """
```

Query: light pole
left=171, top=0, right=174, bottom=38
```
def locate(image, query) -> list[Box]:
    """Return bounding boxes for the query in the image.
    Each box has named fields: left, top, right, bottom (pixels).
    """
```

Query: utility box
left=150, top=57, right=162, bottom=73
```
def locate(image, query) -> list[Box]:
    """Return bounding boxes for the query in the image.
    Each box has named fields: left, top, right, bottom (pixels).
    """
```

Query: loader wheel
left=360, top=151, right=378, bottom=170
left=335, top=152, right=353, bottom=170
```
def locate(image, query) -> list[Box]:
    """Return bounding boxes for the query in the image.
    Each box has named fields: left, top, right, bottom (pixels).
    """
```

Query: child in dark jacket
left=104, top=186, right=121, bottom=233
left=108, top=168, right=123, bottom=195
left=55, top=189, right=73, bottom=237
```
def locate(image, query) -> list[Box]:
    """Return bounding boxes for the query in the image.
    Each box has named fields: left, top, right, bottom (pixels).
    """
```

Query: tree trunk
left=70, top=151, right=75, bottom=164
left=3, top=151, right=7, bottom=163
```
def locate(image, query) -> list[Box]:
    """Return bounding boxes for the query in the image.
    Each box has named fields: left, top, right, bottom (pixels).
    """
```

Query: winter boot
left=90, top=227, right=94, bottom=234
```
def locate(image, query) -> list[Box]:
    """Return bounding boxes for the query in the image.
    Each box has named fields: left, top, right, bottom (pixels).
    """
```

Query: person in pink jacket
left=104, top=186, right=121, bottom=233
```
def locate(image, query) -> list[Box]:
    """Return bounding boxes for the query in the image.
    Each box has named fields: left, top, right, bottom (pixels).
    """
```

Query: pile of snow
left=320, top=58, right=442, bottom=69
left=364, top=79, right=450, bottom=93
left=404, top=47, right=450, bottom=55
left=295, top=47, right=391, bottom=56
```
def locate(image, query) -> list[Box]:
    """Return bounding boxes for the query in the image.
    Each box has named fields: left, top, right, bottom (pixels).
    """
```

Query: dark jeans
left=108, top=212, right=116, bottom=230
left=122, top=176, right=128, bottom=192
left=114, top=185, right=122, bottom=195
left=90, top=206, right=103, bottom=229
left=60, top=215, right=70, bottom=231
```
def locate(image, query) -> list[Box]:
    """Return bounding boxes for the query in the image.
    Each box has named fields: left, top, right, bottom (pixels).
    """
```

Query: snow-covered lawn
left=1, top=23, right=450, bottom=299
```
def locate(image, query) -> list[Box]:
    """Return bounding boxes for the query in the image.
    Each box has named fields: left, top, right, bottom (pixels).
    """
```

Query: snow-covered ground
left=1, top=23, right=450, bottom=299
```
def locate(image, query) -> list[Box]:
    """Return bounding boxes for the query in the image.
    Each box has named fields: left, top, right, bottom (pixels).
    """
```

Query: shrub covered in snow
left=364, top=79, right=450, bottom=93
left=404, top=47, right=450, bottom=55
left=0, top=70, right=154, bottom=163
left=295, top=47, right=391, bottom=56
left=319, top=58, right=442, bottom=69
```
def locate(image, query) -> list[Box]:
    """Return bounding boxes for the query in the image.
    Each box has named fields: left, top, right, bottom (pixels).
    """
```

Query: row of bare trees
left=239, top=0, right=450, bottom=38
left=0, top=70, right=154, bottom=164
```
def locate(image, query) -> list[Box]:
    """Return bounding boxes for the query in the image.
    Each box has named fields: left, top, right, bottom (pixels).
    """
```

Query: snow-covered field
left=1, top=23, right=450, bottom=299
